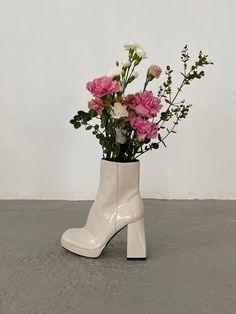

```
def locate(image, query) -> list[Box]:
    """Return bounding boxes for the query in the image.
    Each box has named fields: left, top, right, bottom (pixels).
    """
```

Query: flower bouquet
left=70, top=42, right=213, bottom=162
left=61, top=42, right=212, bottom=259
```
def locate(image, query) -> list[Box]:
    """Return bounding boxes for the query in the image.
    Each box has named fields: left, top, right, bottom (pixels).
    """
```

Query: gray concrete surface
left=0, top=200, right=236, bottom=314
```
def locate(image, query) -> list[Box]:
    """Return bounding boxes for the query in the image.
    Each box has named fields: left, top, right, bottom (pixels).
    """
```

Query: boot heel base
left=127, top=218, right=146, bottom=259
left=127, top=257, right=147, bottom=260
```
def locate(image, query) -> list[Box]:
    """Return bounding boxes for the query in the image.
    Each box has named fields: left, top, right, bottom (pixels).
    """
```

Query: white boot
left=61, top=160, right=146, bottom=259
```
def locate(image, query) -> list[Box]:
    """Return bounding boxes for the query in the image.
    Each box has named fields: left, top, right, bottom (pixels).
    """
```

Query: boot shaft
left=87, top=159, right=144, bottom=235
left=97, top=159, right=141, bottom=206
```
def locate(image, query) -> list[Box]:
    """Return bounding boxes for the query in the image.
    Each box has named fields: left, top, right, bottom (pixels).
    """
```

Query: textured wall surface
left=0, top=0, right=235, bottom=199
left=0, top=200, right=236, bottom=313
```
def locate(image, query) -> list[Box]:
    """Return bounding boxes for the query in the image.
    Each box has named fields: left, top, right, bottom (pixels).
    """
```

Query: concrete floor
left=0, top=200, right=236, bottom=314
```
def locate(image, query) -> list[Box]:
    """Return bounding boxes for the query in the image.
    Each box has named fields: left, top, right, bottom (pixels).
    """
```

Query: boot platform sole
left=61, top=225, right=147, bottom=260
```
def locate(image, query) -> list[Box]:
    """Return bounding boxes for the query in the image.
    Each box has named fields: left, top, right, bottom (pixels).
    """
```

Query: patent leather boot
left=61, top=160, right=146, bottom=259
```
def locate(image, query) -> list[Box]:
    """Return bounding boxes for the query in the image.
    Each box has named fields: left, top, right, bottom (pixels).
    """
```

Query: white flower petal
left=107, top=66, right=121, bottom=77
left=115, top=128, right=126, bottom=144
left=135, top=48, right=147, bottom=59
left=111, top=102, right=129, bottom=119
left=124, top=41, right=141, bottom=50
left=121, top=60, right=131, bottom=67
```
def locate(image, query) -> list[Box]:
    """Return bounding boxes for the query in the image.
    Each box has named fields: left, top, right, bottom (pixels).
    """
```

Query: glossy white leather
left=127, top=218, right=146, bottom=259
left=61, top=159, right=146, bottom=259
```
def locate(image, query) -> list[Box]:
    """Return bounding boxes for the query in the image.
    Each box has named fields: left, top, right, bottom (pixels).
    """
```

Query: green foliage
left=155, top=45, right=213, bottom=149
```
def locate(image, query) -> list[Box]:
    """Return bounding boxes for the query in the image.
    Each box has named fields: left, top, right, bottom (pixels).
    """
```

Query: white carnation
left=107, top=66, right=121, bottom=77
left=124, top=41, right=140, bottom=50
left=111, top=102, right=129, bottom=119
left=115, top=128, right=126, bottom=144
left=121, top=60, right=131, bottom=67
left=135, top=48, right=147, bottom=59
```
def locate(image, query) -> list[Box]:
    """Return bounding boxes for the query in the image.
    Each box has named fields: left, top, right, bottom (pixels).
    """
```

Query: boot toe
left=61, top=228, right=101, bottom=249
left=61, top=227, right=104, bottom=258
left=61, top=228, right=88, bottom=248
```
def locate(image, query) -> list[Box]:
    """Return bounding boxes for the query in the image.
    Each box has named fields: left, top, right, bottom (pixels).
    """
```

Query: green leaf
left=82, top=113, right=91, bottom=124
left=164, top=99, right=172, bottom=104
left=77, top=110, right=86, bottom=119
left=85, top=125, right=92, bottom=130
left=144, top=138, right=151, bottom=144
left=74, top=122, right=81, bottom=129
left=151, top=143, right=159, bottom=149
left=89, top=109, right=98, bottom=118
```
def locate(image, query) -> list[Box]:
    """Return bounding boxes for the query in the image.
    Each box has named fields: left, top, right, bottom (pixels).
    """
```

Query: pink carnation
left=131, top=116, right=158, bottom=141
left=124, top=94, right=136, bottom=109
left=88, top=98, right=105, bottom=115
left=148, top=65, right=162, bottom=78
left=86, top=76, right=120, bottom=97
left=134, top=91, right=162, bottom=117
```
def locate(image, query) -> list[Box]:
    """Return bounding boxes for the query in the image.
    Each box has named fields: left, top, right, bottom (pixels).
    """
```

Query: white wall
left=0, top=0, right=235, bottom=200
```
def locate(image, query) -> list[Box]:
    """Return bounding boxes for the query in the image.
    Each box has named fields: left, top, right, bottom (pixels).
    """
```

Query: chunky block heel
left=127, top=218, right=147, bottom=260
